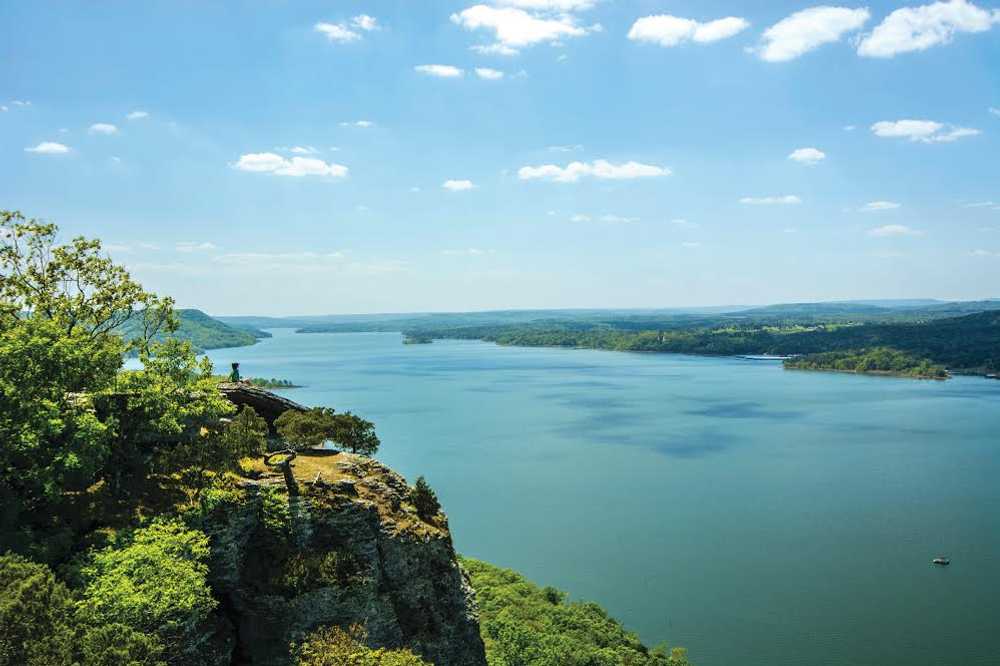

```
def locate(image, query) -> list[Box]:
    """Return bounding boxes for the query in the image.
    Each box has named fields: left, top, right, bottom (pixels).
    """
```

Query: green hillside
left=119, top=309, right=269, bottom=352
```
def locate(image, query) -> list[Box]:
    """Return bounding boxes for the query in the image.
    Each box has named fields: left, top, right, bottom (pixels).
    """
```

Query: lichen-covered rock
left=195, top=451, right=486, bottom=666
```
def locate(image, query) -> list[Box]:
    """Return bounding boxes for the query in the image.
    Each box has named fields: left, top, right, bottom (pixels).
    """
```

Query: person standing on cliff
left=229, top=362, right=241, bottom=383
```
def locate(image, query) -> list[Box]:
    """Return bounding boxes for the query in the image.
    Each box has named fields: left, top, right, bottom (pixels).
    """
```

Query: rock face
left=217, top=382, right=307, bottom=434
left=196, top=451, right=486, bottom=666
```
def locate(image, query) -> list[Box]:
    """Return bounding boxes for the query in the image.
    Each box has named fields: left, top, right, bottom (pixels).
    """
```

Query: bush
left=276, top=408, right=380, bottom=456
left=77, top=520, right=217, bottom=663
left=295, top=624, right=428, bottom=665
left=411, top=476, right=441, bottom=522
left=0, top=553, right=75, bottom=666
left=460, top=557, right=692, bottom=666
left=78, top=623, right=166, bottom=666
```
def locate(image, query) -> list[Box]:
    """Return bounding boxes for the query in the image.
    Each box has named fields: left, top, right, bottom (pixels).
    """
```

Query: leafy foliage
left=247, top=377, right=299, bottom=388
left=411, top=476, right=441, bottom=522
left=77, top=520, right=217, bottom=662
left=461, top=558, right=691, bottom=666
left=295, top=624, right=429, bottom=666
left=0, top=553, right=75, bottom=666
left=784, top=347, right=948, bottom=378
left=276, top=408, right=380, bottom=456
left=118, top=308, right=262, bottom=352
left=411, top=309, right=1000, bottom=375
left=0, top=211, right=173, bottom=554
left=78, top=623, right=166, bottom=666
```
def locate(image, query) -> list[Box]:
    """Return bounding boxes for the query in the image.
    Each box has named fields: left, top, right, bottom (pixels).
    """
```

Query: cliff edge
left=193, top=449, right=486, bottom=665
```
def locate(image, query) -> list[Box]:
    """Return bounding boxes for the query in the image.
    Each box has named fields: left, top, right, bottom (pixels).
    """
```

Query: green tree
left=461, top=557, right=691, bottom=666
left=78, top=623, right=166, bottom=666
left=165, top=405, right=268, bottom=499
left=411, top=476, right=441, bottom=522
left=276, top=407, right=338, bottom=450
left=0, top=553, right=75, bottom=666
left=295, top=624, right=429, bottom=666
left=108, top=337, right=236, bottom=498
left=0, top=211, right=175, bottom=552
left=77, top=520, right=218, bottom=664
left=331, top=412, right=380, bottom=456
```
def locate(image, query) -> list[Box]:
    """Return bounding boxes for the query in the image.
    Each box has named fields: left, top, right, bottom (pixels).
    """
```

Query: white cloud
left=176, top=241, right=217, bottom=253
left=670, top=218, right=700, bottom=229
left=868, top=224, right=922, bottom=237
left=89, top=123, right=118, bottom=135
left=970, top=249, right=997, bottom=256
left=788, top=147, right=826, bottom=165
left=991, top=107, right=1000, bottom=117
left=232, top=152, right=348, bottom=178
left=858, top=0, right=1000, bottom=57
left=11, top=100, right=30, bottom=106
left=861, top=200, right=902, bottom=211
left=351, top=14, right=379, bottom=31
left=627, top=15, right=749, bottom=47
left=600, top=214, right=639, bottom=223
left=442, top=248, right=493, bottom=256
left=471, top=43, right=521, bottom=55
left=844, top=124, right=857, bottom=131
left=739, top=195, right=802, bottom=205
left=570, top=214, right=592, bottom=222
left=315, top=22, right=360, bottom=43
left=450, top=5, right=599, bottom=55
left=964, top=201, right=995, bottom=207
left=288, top=146, right=319, bottom=154
left=518, top=159, right=670, bottom=183
left=443, top=179, right=476, bottom=191
left=476, top=67, right=505, bottom=79
left=339, top=120, right=375, bottom=128
left=0, top=106, right=6, bottom=112
left=682, top=241, right=702, bottom=248
left=415, top=64, right=464, bottom=78
left=126, top=110, right=149, bottom=120
left=871, top=119, right=980, bottom=143
left=755, top=6, right=870, bottom=62
left=547, top=144, right=583, bottom=152
left=25, top=141, right=70, bottom=154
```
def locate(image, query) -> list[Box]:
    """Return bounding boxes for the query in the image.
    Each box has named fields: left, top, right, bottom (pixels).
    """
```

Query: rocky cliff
left=193, top=450, right=486, bottom=665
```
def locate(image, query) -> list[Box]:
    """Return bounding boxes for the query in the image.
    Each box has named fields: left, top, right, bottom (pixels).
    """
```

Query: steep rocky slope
left=192, top=450, right=486, bottom=665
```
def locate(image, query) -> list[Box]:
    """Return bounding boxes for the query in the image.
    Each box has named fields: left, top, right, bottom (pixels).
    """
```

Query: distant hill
left=120, top=309, right=269, bottom=352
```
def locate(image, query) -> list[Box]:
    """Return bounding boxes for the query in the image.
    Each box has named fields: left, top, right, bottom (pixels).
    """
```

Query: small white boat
left=932, top=557, right=950, bottom=566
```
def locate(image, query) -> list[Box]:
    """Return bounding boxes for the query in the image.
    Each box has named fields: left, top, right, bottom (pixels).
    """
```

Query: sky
left=2, top=0, right=999, bottom=315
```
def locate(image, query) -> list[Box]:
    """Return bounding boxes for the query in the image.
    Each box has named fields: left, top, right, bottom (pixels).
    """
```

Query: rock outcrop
left=195, top=450, right=487, bottom=666
left=217, top=382, right=307, bottom=434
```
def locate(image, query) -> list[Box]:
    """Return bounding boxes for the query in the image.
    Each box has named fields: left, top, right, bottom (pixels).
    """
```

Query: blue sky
left=2, top=0, right=999, bottom=315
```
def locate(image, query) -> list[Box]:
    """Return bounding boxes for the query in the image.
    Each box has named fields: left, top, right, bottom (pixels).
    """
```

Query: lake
left=207, top=330, right=1000, bottom=666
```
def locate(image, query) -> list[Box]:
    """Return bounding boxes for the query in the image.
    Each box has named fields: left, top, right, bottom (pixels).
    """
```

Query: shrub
left=461, top=557, right=692, bottom=666
left=295, top=624, right=428, bottom=665
left=78, top=623, right=166, bottom=666
left=77, top=520, right=217, bottom=663
left=0, top=553, right=75, bottom=666
left=276, top=408, right=381, bottom=456
left=411, top=477, right=441, bottom=522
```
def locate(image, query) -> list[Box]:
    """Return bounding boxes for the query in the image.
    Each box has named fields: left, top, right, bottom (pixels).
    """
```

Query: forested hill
left=119, top=309, right=270, bottom=352
left=404, top=310, right=1000, bottom=375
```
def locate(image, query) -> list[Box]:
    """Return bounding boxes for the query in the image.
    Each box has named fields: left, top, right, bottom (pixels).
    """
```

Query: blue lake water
left=207, top=330, right=1000, bottom=666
